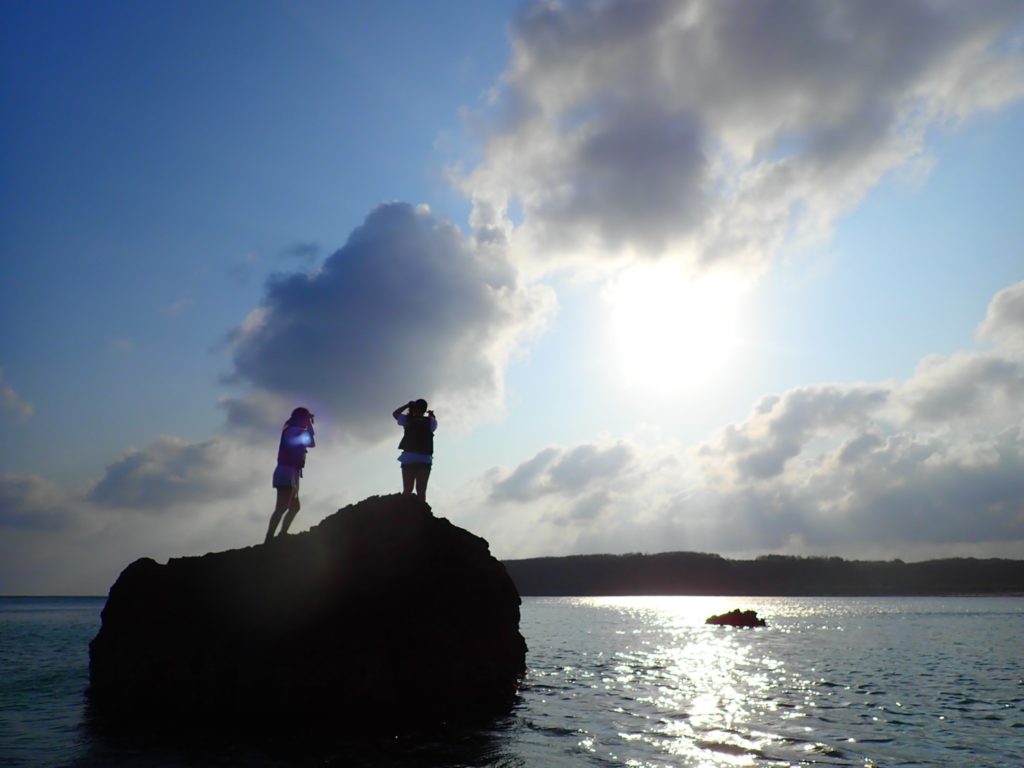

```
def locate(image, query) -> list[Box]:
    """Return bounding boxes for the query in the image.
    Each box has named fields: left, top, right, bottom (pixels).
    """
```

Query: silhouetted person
left=392, top=399, right=436, bottom=502
left=265, top=407, right=315, bottom=543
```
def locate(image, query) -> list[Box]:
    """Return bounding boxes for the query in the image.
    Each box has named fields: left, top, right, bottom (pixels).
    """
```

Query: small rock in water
left=705, top=608, right=767, bottom=627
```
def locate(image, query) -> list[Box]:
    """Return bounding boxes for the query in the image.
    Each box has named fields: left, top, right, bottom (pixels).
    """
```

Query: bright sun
left=607, top=264, right=747, bottom=394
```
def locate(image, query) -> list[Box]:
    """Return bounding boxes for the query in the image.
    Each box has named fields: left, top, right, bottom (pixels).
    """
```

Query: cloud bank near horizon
left=466, top=280, right=1024, bottom=562
left=0, top=432, right=328, bottom=594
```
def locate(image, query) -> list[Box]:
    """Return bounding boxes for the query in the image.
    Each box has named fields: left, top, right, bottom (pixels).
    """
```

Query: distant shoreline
left=502, top=553, right=1024, bottom=597
left=3, top=552, right=1023, bottom=599
left=0, top=594, right=107, bottom=600
left=2, top=592, right=1024, bottom=599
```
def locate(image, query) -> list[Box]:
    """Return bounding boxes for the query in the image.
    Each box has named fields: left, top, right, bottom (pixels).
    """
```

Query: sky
left=2, top=0, right=1024, bottom=594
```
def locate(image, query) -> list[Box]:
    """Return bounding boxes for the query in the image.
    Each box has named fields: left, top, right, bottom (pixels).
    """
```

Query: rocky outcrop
left=89, top=495, right=526, bottom=733
left=705, top=608, right=767, bottom=627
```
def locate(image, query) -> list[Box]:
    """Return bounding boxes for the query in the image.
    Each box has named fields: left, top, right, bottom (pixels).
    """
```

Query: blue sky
left=2, top=0, right=519, bottom=482
left=2, top=1, right=1024, bottom=594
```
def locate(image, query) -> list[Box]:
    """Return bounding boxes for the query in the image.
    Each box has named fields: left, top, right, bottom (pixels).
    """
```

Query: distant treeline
left=502, top=552, right=1024, bottom=596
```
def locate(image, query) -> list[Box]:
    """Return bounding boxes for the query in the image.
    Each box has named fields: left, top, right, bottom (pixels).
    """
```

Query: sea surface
left=1, top=595, right=1022, bottom=767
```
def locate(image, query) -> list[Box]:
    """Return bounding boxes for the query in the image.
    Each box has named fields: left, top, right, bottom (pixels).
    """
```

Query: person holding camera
left=392, top=399, right=436, bottom=502
left=265, top=406, right=315, bottom=543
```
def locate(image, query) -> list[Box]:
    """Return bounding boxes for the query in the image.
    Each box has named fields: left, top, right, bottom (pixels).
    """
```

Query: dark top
left=277, top=425, right=314, bottom=468
left=398, top=415, right=434, bottom=455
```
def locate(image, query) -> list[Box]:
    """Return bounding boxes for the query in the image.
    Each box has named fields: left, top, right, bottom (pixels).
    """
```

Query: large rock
left=88, top=494, right=527, bottom=733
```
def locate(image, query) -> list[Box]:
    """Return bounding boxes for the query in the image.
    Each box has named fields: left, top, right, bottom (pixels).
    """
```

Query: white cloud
left=227, top=202, right=554, bottom=441
left=696, top=385, right=891, bottom=483
left=463, top=0, right=1024, bottom=272
left=803, top=425, right=1024, bottom=547
left=902, top=351, right=1024, bottom=424
left=490, top=442, right=637, bottom=503
left=978, top=279, right=1024, bottom=350
left=88, top=436, right=262, bottom=510
left=900, top=280, right=1024, bottom=424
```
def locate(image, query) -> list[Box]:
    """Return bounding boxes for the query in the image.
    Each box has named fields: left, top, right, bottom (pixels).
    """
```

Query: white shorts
left=272, top=465, right=301, bottom=490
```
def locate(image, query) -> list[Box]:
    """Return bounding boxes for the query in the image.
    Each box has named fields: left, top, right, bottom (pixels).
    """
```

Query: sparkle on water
left=518, top=596, right=1024, bottom=767
left=3, top=595, right=1022, bottom=767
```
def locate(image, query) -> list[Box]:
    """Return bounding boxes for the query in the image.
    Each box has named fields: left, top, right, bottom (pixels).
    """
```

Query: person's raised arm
left=427, top=410, right=437, bottom=431
left=393, top=401, right=413, bottom=420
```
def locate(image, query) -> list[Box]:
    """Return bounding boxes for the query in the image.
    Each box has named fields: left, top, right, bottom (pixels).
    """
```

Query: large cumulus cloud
left=463, top=0, right=1024, bottom=269
left=227, top=203, right=553, bottom=440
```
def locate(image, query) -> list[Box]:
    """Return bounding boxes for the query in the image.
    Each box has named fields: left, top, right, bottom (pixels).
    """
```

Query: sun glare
left=607, top=264, right=746, bottom=394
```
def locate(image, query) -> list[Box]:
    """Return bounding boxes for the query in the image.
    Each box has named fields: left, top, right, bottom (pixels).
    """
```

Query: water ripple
left=513, top=596, right=1024, bottom=767
left=3, top=596, right=1023, bottom=767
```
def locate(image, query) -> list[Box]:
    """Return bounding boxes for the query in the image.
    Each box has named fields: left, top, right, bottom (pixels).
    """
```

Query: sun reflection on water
left=559, top=597, right=792, bottom=765
left=519, top=596, right=1023, bottom=767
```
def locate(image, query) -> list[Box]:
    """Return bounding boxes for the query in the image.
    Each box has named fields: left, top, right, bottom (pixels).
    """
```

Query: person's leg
left=414, top=464, right=431, bottom=502
left=265, top=487, right=294, bottom=543
left=401, top=465, right=415, bottom=495
left=280, top=494, right=301, bottom=535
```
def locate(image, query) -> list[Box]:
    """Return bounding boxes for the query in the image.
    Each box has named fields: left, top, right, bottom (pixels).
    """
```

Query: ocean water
left=1, top=595, right=1022, bottom=767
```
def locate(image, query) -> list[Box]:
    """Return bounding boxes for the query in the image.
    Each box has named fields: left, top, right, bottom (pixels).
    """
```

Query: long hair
left=284, top=407, right=313, bottom=429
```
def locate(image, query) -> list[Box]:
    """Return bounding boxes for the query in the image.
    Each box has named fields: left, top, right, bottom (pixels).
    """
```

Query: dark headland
left=89, top=495, right=526, bottom=735
left=502, top=552, right=1024, bottom=596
